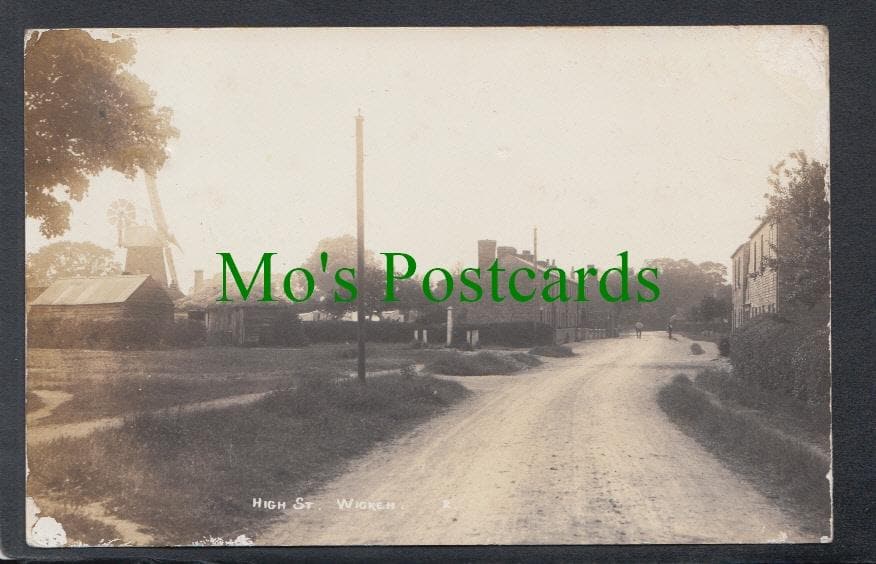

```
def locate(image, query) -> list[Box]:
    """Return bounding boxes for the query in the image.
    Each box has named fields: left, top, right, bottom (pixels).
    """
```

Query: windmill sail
left=144, top=172, right=180, bottom=289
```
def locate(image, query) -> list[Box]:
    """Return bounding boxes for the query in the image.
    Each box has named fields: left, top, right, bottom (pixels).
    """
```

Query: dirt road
left=262, top=333, right=813, bottom=544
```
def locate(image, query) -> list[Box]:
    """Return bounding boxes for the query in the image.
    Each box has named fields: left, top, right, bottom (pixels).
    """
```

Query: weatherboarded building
left=27, top=274, right=174, bottom=348
left=730, top=219, right=789, bottom=330
left=205, top=302, right=300, bottom=346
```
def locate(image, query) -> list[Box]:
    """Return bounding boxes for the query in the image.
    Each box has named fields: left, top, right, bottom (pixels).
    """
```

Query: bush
left=468, top=321, right=555, bottom=348
left=510, top=352, right=543, bottom=368
left=718, top=336, right=730, bottom=357
left=690, top=342, right=704, bottom=355
left=425, top=350, right=537, bottom=376
left=27, top=316, right=167, bottom=349
left=264, top=311, right=307, bottom=346
left=303, top=320, right=412, bottom=343
left=162, top=318, right=206, bottom=348
left=529, top=344, right=575, bottom=357
left=729, top=314, right=829, bottom=407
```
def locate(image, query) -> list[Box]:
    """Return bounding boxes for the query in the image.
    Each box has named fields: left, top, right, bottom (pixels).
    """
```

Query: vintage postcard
left=24, top=26, right=830, bottom=546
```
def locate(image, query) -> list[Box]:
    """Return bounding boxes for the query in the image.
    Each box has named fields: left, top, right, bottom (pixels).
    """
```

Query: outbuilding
left=27, top=274, right=174, bottom=348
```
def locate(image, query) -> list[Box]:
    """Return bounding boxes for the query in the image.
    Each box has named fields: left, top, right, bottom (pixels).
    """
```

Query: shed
left=28, top=275, right=174, bottom=348
left=205, top=302, right=299, bottom=346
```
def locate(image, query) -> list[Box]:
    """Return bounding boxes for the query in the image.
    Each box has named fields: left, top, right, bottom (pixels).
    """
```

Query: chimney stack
left=477, top=240, right=497, bottom=271
left=194, top=269, right=205, bottom=293
left=497, top=246, right=517, bottom=262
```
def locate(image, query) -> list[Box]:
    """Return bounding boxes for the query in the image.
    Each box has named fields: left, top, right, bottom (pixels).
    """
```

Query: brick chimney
left=477, top=239, right=497, bottom=271
left=193, top=269, right=205, bottom=293
left=497, top=246, right=517, bottom=263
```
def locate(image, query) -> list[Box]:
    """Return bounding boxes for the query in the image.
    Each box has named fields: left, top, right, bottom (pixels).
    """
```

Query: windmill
left=106, top=199, right=136, bottom=247
left=104, top=173, right=182, bottom=294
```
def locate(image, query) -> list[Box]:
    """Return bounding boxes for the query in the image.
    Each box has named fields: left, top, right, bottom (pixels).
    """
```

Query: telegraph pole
left=356, top=110, right=367, bottom=383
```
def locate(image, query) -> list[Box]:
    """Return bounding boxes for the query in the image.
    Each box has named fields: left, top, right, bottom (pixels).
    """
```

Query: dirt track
left=262, top=333, right=814, bottom=545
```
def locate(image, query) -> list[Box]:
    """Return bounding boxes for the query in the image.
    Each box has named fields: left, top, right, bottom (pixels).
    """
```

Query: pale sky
left=25, top=26, right=829, bottom=292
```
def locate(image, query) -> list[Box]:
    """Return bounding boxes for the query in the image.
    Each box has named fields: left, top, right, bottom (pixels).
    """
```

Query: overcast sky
left=26, top=26, right=829, bottom=292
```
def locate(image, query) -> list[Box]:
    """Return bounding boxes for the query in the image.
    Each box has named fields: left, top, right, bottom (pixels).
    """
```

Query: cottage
left=730, top=218, right=790, bottom=330
left=27, top=274, right=174, bottom=347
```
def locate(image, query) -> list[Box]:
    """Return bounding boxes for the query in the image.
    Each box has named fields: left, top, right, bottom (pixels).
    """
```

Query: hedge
left=413, top=321, right=555, bottom=348
left=27, top=317, right=167, bottom=350
left=298, top=320, right=555, bottom=347
left=729, top=314, right=830, bottom=407
left=302, top=320, right=413, bottom=343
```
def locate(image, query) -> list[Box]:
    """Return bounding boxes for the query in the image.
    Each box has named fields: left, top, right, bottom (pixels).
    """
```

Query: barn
left=27, top=274, right=174, bottom=348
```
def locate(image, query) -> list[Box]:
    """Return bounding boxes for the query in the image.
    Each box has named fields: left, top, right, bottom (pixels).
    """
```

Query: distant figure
left=635, top=321, right=644, bottom=339
left=667, top=321, right=673, bottom=340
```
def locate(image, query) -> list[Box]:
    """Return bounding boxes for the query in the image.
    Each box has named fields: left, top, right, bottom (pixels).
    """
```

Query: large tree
left=623, top=258, right=731, bottom=328
left=26, top=241, right=121, bottom=287
left=763, top=151, right=830, bottom=309
left=303, top=235, right=385, bottom=319
left=25, top=29, right=178, bottom=237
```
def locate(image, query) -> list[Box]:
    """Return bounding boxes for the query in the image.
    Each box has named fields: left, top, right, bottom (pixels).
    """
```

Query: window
left=752, top=241, right=757, bottom=273
left=760, top=233, right=765, bottom=270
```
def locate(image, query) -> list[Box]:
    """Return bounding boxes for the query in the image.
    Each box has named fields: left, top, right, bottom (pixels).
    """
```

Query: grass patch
left=694, top=368, right=830, bottom=449
left=27, top=373, right=469, bottom=544
left=27, top=344, right=430, bottom=425
left=425, top=350, right=540, bottom=375
left=657, top=373, right=830, bottom=537
left=39, top=373, right=298, bottom=426
left=26, top=390, right=46, bottom=414
left=39, top=506, right=121, bottom=546
left=689, top=342, right=704, bottom=355
left=529, top=344, right=575, bottom=358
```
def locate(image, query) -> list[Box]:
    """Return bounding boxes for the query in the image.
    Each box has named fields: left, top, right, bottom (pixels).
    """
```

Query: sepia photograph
left=23, top=26, right=831, bottom=547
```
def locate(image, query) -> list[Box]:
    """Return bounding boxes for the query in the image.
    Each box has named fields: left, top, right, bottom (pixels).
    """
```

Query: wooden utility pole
left=356, top=111, right=366, bottom=383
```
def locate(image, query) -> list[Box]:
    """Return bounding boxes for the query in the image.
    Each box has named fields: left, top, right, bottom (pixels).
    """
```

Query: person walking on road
left=635, top=321, right=644, bottom=339
left=667, top=321, right=673, bottom=340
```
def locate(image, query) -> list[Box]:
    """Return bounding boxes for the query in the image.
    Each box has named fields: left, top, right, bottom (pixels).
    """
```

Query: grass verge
left=657, top=373, right=830, bottom=536
left=425, top=350, right=541, bottom=375
left=529, top=344, right=575, bottom=358
left=27, top=373, right=469, bottom=544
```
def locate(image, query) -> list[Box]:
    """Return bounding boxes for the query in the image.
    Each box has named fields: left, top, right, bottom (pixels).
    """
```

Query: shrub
left=425, top=350, right=533, bottom=376
left=718, top=336, right=731, bottom=357
left=473, top=321, right=555, bottom=347
left=729, top=314, right=830, bottom=407
left=510, top=352, right=543, bottom=368
left=265, top=311, right=307, bottom=346
left=303, top=320, right=412, bottom=343
left=529, top=344, right=575, bottom=357
left=27, top=316, right=167, bottom=349
left=690, top=342, right=704, bottom=355
left=162, top=318, right=206, bottom=348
